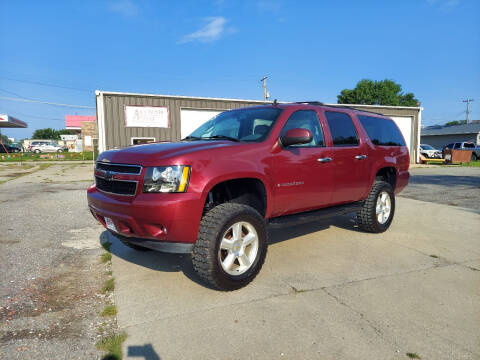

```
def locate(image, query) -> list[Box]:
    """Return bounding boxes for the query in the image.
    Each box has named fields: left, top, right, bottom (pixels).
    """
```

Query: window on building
left=357, top=115, right=406, bottom=146
left=325, top=111, right=359, bottom=146
left=131, top=137, right=156, bottom=145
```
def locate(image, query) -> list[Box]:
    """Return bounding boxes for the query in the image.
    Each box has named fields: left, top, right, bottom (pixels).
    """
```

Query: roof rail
left=294, top=101, right=325, bottom=106
left=324, top=104, right=384, bottom=115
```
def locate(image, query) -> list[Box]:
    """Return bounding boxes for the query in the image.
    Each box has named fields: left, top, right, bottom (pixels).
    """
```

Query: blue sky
left=1, top=0, right=479, bottom=139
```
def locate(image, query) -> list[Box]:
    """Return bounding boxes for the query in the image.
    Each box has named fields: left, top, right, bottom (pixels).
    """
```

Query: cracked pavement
left=109, top=194, right=480, bottom=360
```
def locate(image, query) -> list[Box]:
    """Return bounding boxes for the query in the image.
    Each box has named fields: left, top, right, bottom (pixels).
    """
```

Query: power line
left=0, top=96, right=95, bottom=109
left=0, top=76, right=92, bottom=93
left=0, top=88, right=28, bottom=99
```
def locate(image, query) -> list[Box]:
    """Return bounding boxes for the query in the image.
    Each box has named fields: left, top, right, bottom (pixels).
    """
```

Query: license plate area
left=104, top=217, right=117, bottom=232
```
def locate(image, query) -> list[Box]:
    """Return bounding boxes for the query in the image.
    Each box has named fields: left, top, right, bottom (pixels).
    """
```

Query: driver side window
left=280, top=110, right=324, bottom=147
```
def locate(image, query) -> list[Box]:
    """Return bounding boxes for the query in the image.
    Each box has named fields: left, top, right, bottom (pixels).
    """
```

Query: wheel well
left=204, top=178, right=267, bottom=217
left=376, top=167, right=396, bottom=189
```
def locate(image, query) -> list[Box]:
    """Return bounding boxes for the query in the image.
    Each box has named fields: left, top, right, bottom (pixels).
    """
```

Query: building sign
left=60, top=134, right=78, bottom=141
left=124, top=105, right=169, bottom=128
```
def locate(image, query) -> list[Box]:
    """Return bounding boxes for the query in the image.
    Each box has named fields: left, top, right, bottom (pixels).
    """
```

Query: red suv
left=87, top=102, right=409, bottom=290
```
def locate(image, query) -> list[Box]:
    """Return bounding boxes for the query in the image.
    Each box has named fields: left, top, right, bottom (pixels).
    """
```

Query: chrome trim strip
left=95, top=176, right=139, bottom=197
left=95, top=162, right=142, bottom=175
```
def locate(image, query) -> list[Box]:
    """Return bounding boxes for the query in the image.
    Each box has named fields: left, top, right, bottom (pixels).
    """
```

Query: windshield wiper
left=182, top=136, right=203, bottom=141
left=203, top=135, right=240, bottom=142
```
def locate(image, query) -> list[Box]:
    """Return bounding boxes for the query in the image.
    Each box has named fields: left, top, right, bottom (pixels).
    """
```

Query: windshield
left=421, top=144, right=435, bottom=150
left=187, top=107, right=282, bottom=142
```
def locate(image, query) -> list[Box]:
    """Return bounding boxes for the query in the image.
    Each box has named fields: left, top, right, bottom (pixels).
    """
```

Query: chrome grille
left=95, top=162, right=142, bottom=196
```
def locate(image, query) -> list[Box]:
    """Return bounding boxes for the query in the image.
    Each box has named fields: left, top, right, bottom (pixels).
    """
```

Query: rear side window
left=357, top=115, right=406, bottom=146
left=325, top=111, right=359, bottom=146
left=463, top=143, right=475, bottom=148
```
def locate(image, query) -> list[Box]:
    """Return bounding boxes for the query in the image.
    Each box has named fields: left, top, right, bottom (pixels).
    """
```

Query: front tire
left=356, top=180, right=395, bottom=233
left=192, top=203, right=268, bottom=291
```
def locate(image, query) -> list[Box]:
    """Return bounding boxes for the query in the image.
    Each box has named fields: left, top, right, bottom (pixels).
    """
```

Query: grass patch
left=0, top=151, right=94, bottom=162
left=429, top=254, right=439, bottom=258
left=105, top=270, right=113, bottom=276
left=96, top=333, right=127, bottom=360
left=100, top=304, right=117, bottom=317
left=39, top=163, right=53, bottom=170
left=102, top=278, right=115, bottom=293
left=406, top=352, right=421, bottom=359
left=461, top=160, right=480, bottom=167
left=102, top=241, right=112, bottom=252
left=101, top=252, right=112, bottom=263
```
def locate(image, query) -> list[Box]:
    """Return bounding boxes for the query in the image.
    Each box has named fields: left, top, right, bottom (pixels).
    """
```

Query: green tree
left=445, top=120, right=467, bottom=126
left=337, top=79, right=419, bottom=107
left=32, top=128, right=60, bottom=140
left=58, top=129, right=78, bottom=136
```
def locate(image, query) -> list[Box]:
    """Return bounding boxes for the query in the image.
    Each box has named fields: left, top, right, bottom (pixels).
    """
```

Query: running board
left=268, top=201, right=364, bottom=228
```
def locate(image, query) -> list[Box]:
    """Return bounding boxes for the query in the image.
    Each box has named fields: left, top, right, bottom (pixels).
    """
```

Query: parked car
left=443, top=142, right=480, bottom=161
left=87, top=103, right=410, bottom=290
left=0, top=144, right=21, bottom=153
left=420, top=144, right=442, bottom=158
left=28, top=141, right=67, bottom=153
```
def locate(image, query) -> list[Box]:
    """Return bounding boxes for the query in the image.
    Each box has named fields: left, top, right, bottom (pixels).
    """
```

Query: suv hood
left=97, top=140, right=238, bottom=165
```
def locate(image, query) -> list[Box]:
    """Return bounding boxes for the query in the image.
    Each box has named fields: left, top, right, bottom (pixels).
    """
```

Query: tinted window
left=463, top=143, right=475, bottom=148
left=454, top=143, right=461, bottom=149
left=325, top=111, right=359, bottom=146
left=280, top=110, right=324, bottom=147
left=357, top=115, right=406, bottom=146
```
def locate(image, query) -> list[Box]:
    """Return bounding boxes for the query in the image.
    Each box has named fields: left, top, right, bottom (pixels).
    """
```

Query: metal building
left=421, top=122, right=480, bottom=149
left=95, top=91, right=422, bottom=163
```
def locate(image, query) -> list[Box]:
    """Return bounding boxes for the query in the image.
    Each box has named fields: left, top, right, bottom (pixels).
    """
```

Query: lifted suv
left=87, top=103, right=409, bottom=290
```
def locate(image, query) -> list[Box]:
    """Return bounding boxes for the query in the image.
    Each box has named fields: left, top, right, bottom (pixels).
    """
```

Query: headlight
left=142, top=165, right=191, bottom=193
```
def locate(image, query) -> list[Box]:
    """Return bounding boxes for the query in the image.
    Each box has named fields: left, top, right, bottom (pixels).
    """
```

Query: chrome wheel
left=218, top=221, right=259, bottom=276
left=376, top=191, right=391, bottom=224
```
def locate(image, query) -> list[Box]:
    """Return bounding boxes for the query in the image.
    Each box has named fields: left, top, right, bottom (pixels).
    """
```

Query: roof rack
left=324, top=104, right=384, bottom=116
left=294, top=101, right=325, bottom=106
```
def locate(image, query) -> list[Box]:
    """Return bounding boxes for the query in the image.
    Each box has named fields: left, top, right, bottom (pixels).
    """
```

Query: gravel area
left=399, top=166, right=480, bottom=212
left=0, top=164, right=114, bottom=359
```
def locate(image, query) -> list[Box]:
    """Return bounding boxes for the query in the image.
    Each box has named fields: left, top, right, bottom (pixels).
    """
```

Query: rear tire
left=192, top=203, right=268, bottom=291
left=356, top=180, right=395, bottom=233
left=471, top=153, right=478, bottom=161
left=34, top=149, right=40, bottom=154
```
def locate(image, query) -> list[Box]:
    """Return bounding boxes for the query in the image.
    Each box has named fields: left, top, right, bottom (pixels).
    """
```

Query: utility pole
left=462, top=99, right=474, bottom=123
left=260, top=76, right=269, bottom=101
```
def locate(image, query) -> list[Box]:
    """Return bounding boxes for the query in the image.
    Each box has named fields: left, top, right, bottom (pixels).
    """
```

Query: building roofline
left=94, top=90, right=423, bottom=110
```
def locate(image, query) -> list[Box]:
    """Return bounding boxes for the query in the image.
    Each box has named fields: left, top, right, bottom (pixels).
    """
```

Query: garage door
left=390, top=116, right=413, bottom=155
left=180, top=109, right=223, bottom=138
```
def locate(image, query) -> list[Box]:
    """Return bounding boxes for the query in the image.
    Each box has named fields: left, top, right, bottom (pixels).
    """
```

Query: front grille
left=96, top=162, right=141, bottom=174
left=95, top=176, right=137, bottom=196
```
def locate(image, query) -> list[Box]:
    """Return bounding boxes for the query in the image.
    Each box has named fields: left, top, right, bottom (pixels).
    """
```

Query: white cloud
left=179, top=17, right=228, bottom=44
left=108, top=0, right=139, bottom=17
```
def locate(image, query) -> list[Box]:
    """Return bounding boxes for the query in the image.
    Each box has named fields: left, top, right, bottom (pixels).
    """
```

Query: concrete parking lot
left=1, top=163, right=479, bottom=359
left=110, top=165, right=480, bottom=360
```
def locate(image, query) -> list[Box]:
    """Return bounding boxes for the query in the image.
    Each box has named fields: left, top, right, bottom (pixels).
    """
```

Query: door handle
left=317, top=157, right=332, bottom=163
left=355, top=155, right=367, bottom=160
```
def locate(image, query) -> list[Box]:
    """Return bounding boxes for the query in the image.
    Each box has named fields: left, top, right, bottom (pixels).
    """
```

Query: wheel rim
left=376, top=191, right=392, bottom=225
left=218, top=221, right=259, bottom=276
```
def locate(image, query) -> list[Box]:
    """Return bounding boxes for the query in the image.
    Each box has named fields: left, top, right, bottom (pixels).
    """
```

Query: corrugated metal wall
left=98, top=92, right=421, bottom=163
left=100, top=92, right=266, bottom=150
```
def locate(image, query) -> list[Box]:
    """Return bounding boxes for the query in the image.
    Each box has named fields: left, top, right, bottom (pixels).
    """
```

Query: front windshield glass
left=421, top=144, right=434, bottom=150
left=187, top=108, right=282, bottom=142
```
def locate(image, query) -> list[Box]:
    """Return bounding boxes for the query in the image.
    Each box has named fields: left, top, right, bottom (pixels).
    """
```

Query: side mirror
left=280, top=128, right=313, bottom=147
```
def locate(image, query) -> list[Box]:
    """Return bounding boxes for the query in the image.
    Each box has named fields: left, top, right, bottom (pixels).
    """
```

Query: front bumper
left=87, top=185, right=203, bottom=247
